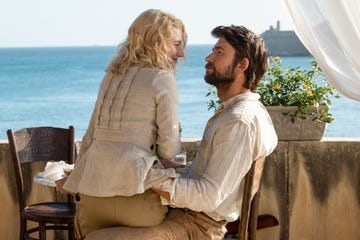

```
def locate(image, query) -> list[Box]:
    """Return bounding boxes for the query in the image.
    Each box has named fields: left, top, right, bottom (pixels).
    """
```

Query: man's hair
left=109, top=9, right=187, bottom=75
left=211, top=25, right=268, bottom=90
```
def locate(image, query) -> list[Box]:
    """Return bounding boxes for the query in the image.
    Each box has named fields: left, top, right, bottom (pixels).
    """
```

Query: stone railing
left=1, top=138, right=360, bottom=240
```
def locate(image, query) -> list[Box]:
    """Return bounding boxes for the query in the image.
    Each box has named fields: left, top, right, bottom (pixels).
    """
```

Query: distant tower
left=261, top=21, right=310, bottom=56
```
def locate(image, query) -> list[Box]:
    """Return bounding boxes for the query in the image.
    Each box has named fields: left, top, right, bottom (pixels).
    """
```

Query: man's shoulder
left=228, top=101, right=266, bottom=123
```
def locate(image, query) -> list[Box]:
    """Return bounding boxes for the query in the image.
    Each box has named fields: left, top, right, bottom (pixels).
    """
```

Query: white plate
left=33, top=175, right=57, bottom=187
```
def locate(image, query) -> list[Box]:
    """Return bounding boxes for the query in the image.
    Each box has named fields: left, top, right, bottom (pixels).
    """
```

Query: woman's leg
left=75, top=190, right=168, bottom=238
left=84, top=209, right=190, bottom=240
left=83, top=208, right=227, bottom=240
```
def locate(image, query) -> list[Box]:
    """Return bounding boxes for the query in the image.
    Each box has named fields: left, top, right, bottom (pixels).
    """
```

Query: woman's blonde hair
left=108, top=9, right=187, bottom=75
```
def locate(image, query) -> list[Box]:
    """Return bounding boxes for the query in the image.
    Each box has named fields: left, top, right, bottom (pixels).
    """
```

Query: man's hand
left=152, top=187, right=170, bottom=201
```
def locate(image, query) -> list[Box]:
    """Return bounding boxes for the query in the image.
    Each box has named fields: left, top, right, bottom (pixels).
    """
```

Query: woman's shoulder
left=135, top=67, right=176, bottom=86
left=138, top=67, right=174, bottom=77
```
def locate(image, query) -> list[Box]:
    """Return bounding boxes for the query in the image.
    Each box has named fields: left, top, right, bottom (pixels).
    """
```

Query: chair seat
left=226, top=214, right=279, bottom=235
left=24, top=202, right=76, bottom=223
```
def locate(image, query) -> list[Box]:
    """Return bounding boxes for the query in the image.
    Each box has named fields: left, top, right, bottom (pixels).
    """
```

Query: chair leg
left=39, top=222, right=46, bottom=240
left=248, top=192, right=261, bottom=240
left=20, top=219, right=26, bottom=240
left=68, top=223, right=75, bottom=240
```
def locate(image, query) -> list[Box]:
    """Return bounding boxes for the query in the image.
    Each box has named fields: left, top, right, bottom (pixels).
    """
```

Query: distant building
left=261, top=21, right=310, bottom=56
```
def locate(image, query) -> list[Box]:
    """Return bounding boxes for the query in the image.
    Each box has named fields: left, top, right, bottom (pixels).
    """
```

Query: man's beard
left=204, top=63, right=236, bottom=87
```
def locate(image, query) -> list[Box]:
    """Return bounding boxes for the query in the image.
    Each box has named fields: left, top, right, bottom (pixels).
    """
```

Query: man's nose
left=205, top=53, right=213, bottom=62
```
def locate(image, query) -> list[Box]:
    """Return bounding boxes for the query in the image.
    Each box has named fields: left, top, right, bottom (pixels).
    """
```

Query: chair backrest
left=238, top=156, right=266, bottom=240
left=7, top=126, right=75, bottom=212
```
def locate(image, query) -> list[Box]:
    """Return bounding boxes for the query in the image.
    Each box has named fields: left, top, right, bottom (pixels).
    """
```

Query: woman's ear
left=237, top=58, right=249, bottom=72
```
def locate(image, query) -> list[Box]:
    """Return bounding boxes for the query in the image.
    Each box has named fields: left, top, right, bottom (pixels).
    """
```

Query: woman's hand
left=160, top=159, right=185, bottom=169
left=152, top=187, right=170, bottom=201
left=55, top=176, right=69, bottom=194
left=55, top=169, right=72, bottom=194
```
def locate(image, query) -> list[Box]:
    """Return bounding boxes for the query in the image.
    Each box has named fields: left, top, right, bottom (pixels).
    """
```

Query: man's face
left=204, top=38, right=237, bottom=86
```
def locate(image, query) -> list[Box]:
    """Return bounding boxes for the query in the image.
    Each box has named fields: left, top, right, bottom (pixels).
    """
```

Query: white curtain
left=282, top=0, right=360, bottom=101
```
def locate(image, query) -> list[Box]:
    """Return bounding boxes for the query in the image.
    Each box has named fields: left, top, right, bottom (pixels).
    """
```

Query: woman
left=59, top=9, right=187, bottom=239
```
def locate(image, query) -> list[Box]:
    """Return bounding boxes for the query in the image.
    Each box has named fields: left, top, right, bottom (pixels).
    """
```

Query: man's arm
left=152, top=120, right=255, bottom=212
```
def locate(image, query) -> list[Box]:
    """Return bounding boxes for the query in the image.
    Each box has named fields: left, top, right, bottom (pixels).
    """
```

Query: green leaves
left=205, top=87, right=221, bottom=112
left=256, top=57, right=340, bottom=123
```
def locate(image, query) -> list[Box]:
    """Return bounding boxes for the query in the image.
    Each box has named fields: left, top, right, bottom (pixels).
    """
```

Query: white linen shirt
left=155, top=92, right=278, bottom=222
left=64, top=67, right=181, bottom=197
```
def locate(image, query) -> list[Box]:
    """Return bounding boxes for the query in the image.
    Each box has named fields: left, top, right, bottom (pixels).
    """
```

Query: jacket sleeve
left=77, top=72, right=111, bottom=160
left=153, top=71, right=181, bottom=159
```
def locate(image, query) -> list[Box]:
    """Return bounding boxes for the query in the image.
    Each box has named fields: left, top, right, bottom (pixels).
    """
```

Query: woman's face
left=165, top=27, right=185, bottom=66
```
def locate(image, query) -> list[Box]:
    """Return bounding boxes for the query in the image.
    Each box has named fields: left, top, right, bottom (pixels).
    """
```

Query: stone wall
left=256, top=139, right=360, bottom=240
left=1, top=138, right=360, bottom=240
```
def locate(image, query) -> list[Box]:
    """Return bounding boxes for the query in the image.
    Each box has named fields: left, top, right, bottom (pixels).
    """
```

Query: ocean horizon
left=0, top=45, right=359, bottom=140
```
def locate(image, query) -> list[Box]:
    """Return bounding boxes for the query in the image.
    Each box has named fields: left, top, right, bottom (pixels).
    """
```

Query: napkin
left=37, top=161, right=74, bottom=181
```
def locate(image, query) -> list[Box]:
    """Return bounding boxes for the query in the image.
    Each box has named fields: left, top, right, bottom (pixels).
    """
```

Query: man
left=85, top=25, right=278, bottom=240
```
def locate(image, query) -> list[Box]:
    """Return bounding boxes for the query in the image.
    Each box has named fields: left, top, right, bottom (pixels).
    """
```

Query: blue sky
left=0, top=0, right=294, bottom=47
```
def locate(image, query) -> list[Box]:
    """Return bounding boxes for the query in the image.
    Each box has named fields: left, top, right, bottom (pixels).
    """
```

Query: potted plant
left=206, top=56, right=340, bottom=140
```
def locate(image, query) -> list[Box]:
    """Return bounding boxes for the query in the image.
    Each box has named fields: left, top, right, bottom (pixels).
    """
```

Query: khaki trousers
left=84, top=208, right=228, bottom=240
left=75, top=190, right=168, bottom=239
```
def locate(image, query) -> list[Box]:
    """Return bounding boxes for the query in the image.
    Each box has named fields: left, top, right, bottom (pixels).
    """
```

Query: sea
left=0, top=45, right=359, bottom=140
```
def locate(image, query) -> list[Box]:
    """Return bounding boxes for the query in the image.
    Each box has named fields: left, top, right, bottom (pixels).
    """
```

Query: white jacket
left=64, top=66, right=181, bottom=197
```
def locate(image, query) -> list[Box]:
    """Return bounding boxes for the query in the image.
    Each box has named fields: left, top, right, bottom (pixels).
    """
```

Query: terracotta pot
left=266, top=106, right=327, bottom=141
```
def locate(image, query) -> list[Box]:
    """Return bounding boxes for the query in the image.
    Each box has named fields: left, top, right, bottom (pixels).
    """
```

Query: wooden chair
left=225, top=156, right=279, bottom=240
left=7, top=126, right=76, bottom=240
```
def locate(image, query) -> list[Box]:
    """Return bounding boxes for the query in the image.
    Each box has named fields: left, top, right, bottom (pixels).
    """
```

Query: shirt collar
left=219, top=92, right=260, bottom=110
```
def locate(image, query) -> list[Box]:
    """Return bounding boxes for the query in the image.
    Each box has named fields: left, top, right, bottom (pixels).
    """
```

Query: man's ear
left=236, top=58, right=249, bottom=72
